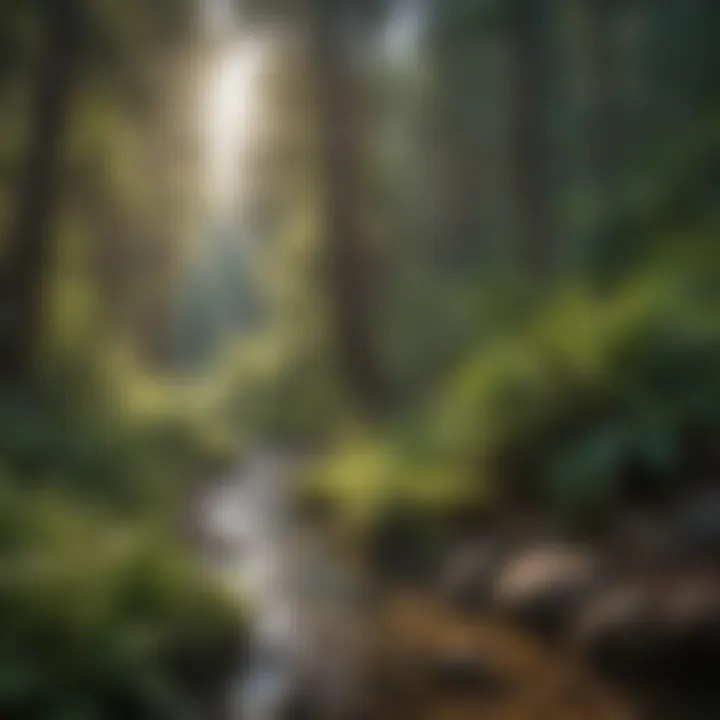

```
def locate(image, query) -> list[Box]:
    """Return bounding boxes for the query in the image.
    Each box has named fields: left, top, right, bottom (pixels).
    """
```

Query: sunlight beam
left=202, top=37, right=268, bottom=214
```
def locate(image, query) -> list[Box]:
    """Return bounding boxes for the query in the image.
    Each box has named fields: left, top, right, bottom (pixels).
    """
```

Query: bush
left=433, top=268, right=720, bottom=517
left=0, top=486, right=245, bottom=720
left=305, top=263, right=720, bottom=530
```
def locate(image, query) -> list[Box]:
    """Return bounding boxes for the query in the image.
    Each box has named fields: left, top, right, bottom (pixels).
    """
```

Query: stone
left=572, top=581, right=660, bottom=687
left=657, top=576, right=720, bottom=691
left=574, top=575, right=720, bottom=694
left=492, top=543, right=602, bottom=639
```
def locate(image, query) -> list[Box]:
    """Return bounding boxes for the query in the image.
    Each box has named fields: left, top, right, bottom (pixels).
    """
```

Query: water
left=194, top=16, right=368, bottom=715
left=199, top=449, right=366, bottom=720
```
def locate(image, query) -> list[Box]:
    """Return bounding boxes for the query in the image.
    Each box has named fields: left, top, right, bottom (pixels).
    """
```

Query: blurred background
left=0, top=0, right=719, bottom=718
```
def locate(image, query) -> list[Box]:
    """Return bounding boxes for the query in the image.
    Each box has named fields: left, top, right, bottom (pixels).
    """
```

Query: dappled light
left=1, top=0, right=719, bottom=719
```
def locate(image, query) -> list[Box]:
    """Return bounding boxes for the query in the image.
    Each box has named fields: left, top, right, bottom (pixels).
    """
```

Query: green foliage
left=301, top=428, right=481, bottom=534
left=305, top=250, right=720, bottom=527
left=0, top=486, right=244, bottom=719
left=0, top=360, right=239, bottom=507
left=432, top=261, right=720, bottom=516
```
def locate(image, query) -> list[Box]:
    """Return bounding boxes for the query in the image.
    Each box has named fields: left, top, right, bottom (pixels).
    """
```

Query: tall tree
left=583, top=0, right=618, bottom=251
left=307, top=0, right=386, bottom=414
left=0, top=0, right=81, bottom=384
left=508, top=0, right=554, bottom=279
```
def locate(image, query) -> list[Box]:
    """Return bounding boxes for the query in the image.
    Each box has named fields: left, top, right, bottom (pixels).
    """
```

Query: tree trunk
left=0, top=0, right=80, bottom=385
left=584, top=0, right=618, bottom=244
left=508, top=0, right=553, bottom=279
left=307, top=0, right=385, bottom=414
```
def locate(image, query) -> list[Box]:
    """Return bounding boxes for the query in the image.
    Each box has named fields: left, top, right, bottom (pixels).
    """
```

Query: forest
left=0, top=0, right=719, bottom=718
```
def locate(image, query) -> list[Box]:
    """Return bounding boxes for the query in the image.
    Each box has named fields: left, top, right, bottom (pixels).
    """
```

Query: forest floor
left=367, top=591, right=639, bottom=720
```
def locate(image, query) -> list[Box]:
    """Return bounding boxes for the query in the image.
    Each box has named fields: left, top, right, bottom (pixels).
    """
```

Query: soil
left=366, top=590, right=638, bottom=720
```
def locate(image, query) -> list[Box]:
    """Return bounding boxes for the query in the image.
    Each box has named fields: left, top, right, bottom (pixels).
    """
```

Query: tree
left=583, top=0, right=618, bottom=254
left=508, top=0, right=554, bottom=279
left=307, top=0, right=387, bottom=414
left=0, top=0, right=81, bottom=385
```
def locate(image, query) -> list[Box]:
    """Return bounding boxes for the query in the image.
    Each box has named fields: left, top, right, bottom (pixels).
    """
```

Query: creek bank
left=367, top=489, right=720, bottom=713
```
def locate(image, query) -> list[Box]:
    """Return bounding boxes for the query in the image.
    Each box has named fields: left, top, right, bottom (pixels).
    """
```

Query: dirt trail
left=367, top=592, right=638, bottom=720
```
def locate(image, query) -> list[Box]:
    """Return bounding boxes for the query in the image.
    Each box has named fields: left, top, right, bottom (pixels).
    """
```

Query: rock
left=492, top=543, right=602, bottom=639
left=572, top=581, right=660, bottom=687
left=574, top=575, right=720, bottom=693
left=438, top=538, right=507, bottom=612
left=657, top=576, right=720, bottom=691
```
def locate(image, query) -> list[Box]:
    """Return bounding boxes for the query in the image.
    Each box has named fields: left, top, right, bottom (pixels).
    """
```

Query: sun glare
left=203, top=39, right=267, bottom=212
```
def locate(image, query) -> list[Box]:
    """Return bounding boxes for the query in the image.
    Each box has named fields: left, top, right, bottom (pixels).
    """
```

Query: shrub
left=433, top=268, right=720, bottom=517
left=305, top=263, right=720, bottom=529
left=0, top=486, right=245, bottom=720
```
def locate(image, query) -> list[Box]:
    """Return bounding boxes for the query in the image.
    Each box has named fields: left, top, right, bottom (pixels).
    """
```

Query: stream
left=198, top=448, right=367, bottom=720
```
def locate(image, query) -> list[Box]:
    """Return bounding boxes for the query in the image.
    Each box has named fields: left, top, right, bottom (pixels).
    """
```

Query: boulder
left=572, top=581, right=661, bottom=686
left=657, top=576, right=720, bottom=691
left=574, top=575, right=720, bottom=693
left=492, top=543, right=602, bottom=639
